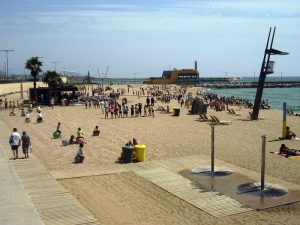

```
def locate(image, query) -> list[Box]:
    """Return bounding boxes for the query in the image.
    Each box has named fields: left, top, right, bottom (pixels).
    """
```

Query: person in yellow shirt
left=77, top=127, right=84, bottom=138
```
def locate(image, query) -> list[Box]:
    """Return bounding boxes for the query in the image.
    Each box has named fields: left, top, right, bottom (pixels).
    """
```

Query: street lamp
left=0, top=49, right=14, bottom=78
left=51, top=61, right=59, bottom=72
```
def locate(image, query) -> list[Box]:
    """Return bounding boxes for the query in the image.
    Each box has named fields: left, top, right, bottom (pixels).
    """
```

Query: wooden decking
left=50, top=157, right=254, bottom=218
left=10, top=156, right=101, bottom=225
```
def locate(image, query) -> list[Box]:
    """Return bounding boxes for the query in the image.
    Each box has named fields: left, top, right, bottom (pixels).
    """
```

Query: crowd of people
left=4, top=84, right=298, bottom=165
left=199, top=91, right=271, bottom=112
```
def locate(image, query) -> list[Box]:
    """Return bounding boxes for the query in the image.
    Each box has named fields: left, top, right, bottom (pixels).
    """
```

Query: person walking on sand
left=9, top=128, right=21, bottom=160
left=21, top=131, right=31, bottom=158
left=51, top=97, right=55, bottom=109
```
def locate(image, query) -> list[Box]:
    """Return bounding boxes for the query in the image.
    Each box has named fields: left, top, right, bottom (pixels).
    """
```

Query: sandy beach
left=1, top=83, right=300, bottom=225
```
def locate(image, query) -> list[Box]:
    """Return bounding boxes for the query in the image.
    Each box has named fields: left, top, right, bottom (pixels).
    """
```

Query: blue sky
left=0, top=0, right=299, bottom=78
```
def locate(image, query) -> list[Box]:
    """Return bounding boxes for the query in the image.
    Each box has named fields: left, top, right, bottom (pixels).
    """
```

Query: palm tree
left=43, top=70, right=63, bottom=104
left=25, top=57, right=43, bottom=104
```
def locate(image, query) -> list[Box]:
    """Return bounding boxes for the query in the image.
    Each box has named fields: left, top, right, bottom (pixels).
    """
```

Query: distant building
left=144, top=61, right=200, bottom=85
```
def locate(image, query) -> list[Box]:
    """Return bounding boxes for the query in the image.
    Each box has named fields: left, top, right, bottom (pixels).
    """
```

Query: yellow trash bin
left=134, top=144, right=146, bottom=162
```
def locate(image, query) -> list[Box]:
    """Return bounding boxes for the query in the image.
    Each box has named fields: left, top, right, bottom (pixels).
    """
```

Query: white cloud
left=174, top=0, right=300, bottom=16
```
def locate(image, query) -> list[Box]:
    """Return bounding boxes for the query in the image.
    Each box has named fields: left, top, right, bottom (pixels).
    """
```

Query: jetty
left=198, top=81, right=300, bottom=89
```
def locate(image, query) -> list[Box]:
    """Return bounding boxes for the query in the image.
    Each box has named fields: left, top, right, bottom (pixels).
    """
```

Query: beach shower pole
left=20, top=80, right=23, bottom=99
left=211, top=125, right=215, bottom=173
left=282, top=102, right=287, bottom=139
left=261, top=135, right=266, bottom=190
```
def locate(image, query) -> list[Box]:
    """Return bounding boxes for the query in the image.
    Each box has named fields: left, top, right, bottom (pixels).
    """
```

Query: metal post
left=52, top=61, right=59, bottom=72
left=261, top=135, right=266, bottom=190
left=282, top=102, right=287, bottom=139
left=0, top=50, right=14, bottom=78
left=211, top=125, right=215, bottom=173
left=20, top=81, right=24, bottom=99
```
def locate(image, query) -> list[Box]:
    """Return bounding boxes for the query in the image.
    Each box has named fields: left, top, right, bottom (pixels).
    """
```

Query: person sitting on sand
left=69, top=135, right=76, bottom=144
left=37, top=112, right=43, bottom=123
left=56, top=122, right=62, bottom=138
left=117, top=137, right=139, bottom=163
left=92, top=126, right=100, bottom=136
left=286, top=126, right=296, bottom=139
left=77, top=127, right=84, bottom=138
left=25, top=112, right=31, bottom=123
left=74, top=143, right=85, bottom=163
left=76, top=127, right=85, bottom=144
left=10, top=108, right=17, bottom=116
left=21, top=107, right=26, bottom=117
left=132, top=137, right=139, bottom=146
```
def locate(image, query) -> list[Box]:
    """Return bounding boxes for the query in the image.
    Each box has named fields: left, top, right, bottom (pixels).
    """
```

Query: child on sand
left=74, top=143, right=85, bottom=163
left=56, top=122, right=62, bottom=138
left=93, top=126, right=100, bottom=136
left=25, top=112, right=31, bottom=123
left=37, top=112, right=43, bottom=123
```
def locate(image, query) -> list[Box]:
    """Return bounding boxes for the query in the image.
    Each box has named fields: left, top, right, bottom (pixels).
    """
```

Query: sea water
left=210, top=87, right=300, bottom=111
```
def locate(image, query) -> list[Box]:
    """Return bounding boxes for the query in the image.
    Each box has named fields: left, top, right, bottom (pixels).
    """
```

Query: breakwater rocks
left=199, top=82, right=300, bottom=89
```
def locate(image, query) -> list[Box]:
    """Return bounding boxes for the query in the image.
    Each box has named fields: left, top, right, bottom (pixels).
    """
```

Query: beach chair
left=289, top=109, right=300, bottom=116
left=210, top=115, right=217, bottom=124
left=202, top=114, right=210, bottom=120
left=198, top=114, right=211, bottom=122
left=211, top=115, right=231, bottom=125
left=228, top=109, right=234, bottom=115
left=287, top=109, right=293, bottom=116
left=198, top=114, right=205, bottom=120
left=231, top=109, right=241, bottom=116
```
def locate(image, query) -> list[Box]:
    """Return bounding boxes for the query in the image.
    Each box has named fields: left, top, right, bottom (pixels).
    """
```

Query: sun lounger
left=210, top=115, right=231, bottom=125
left=231, top=109, right=241, bottom=116
left=198, top=114, right=211, bottom=122
left=202, top=114, right=210, bottom=120
left=288, top=109, right=300, bottom=116
left=228, top=109, right=234, bottom=115
left=287, top=109, right=293, bottom=116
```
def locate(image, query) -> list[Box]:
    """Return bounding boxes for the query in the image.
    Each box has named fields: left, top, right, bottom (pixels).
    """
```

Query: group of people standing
left=9, top=128, right=31, bottom=160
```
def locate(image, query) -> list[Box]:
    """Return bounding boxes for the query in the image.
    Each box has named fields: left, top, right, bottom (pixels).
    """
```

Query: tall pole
left=252, top=28, right=272, bottom=120
left=52, top=61, right=59, bottom=72
left=211, top=125, right=215, bottom=173
left=282, top=102, right=287, bottom=139
left=261, top=135, right=266, bottom=190
left=20, top=80, right=24, bottom=99
left=0, top=50, right=14, bottom=78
